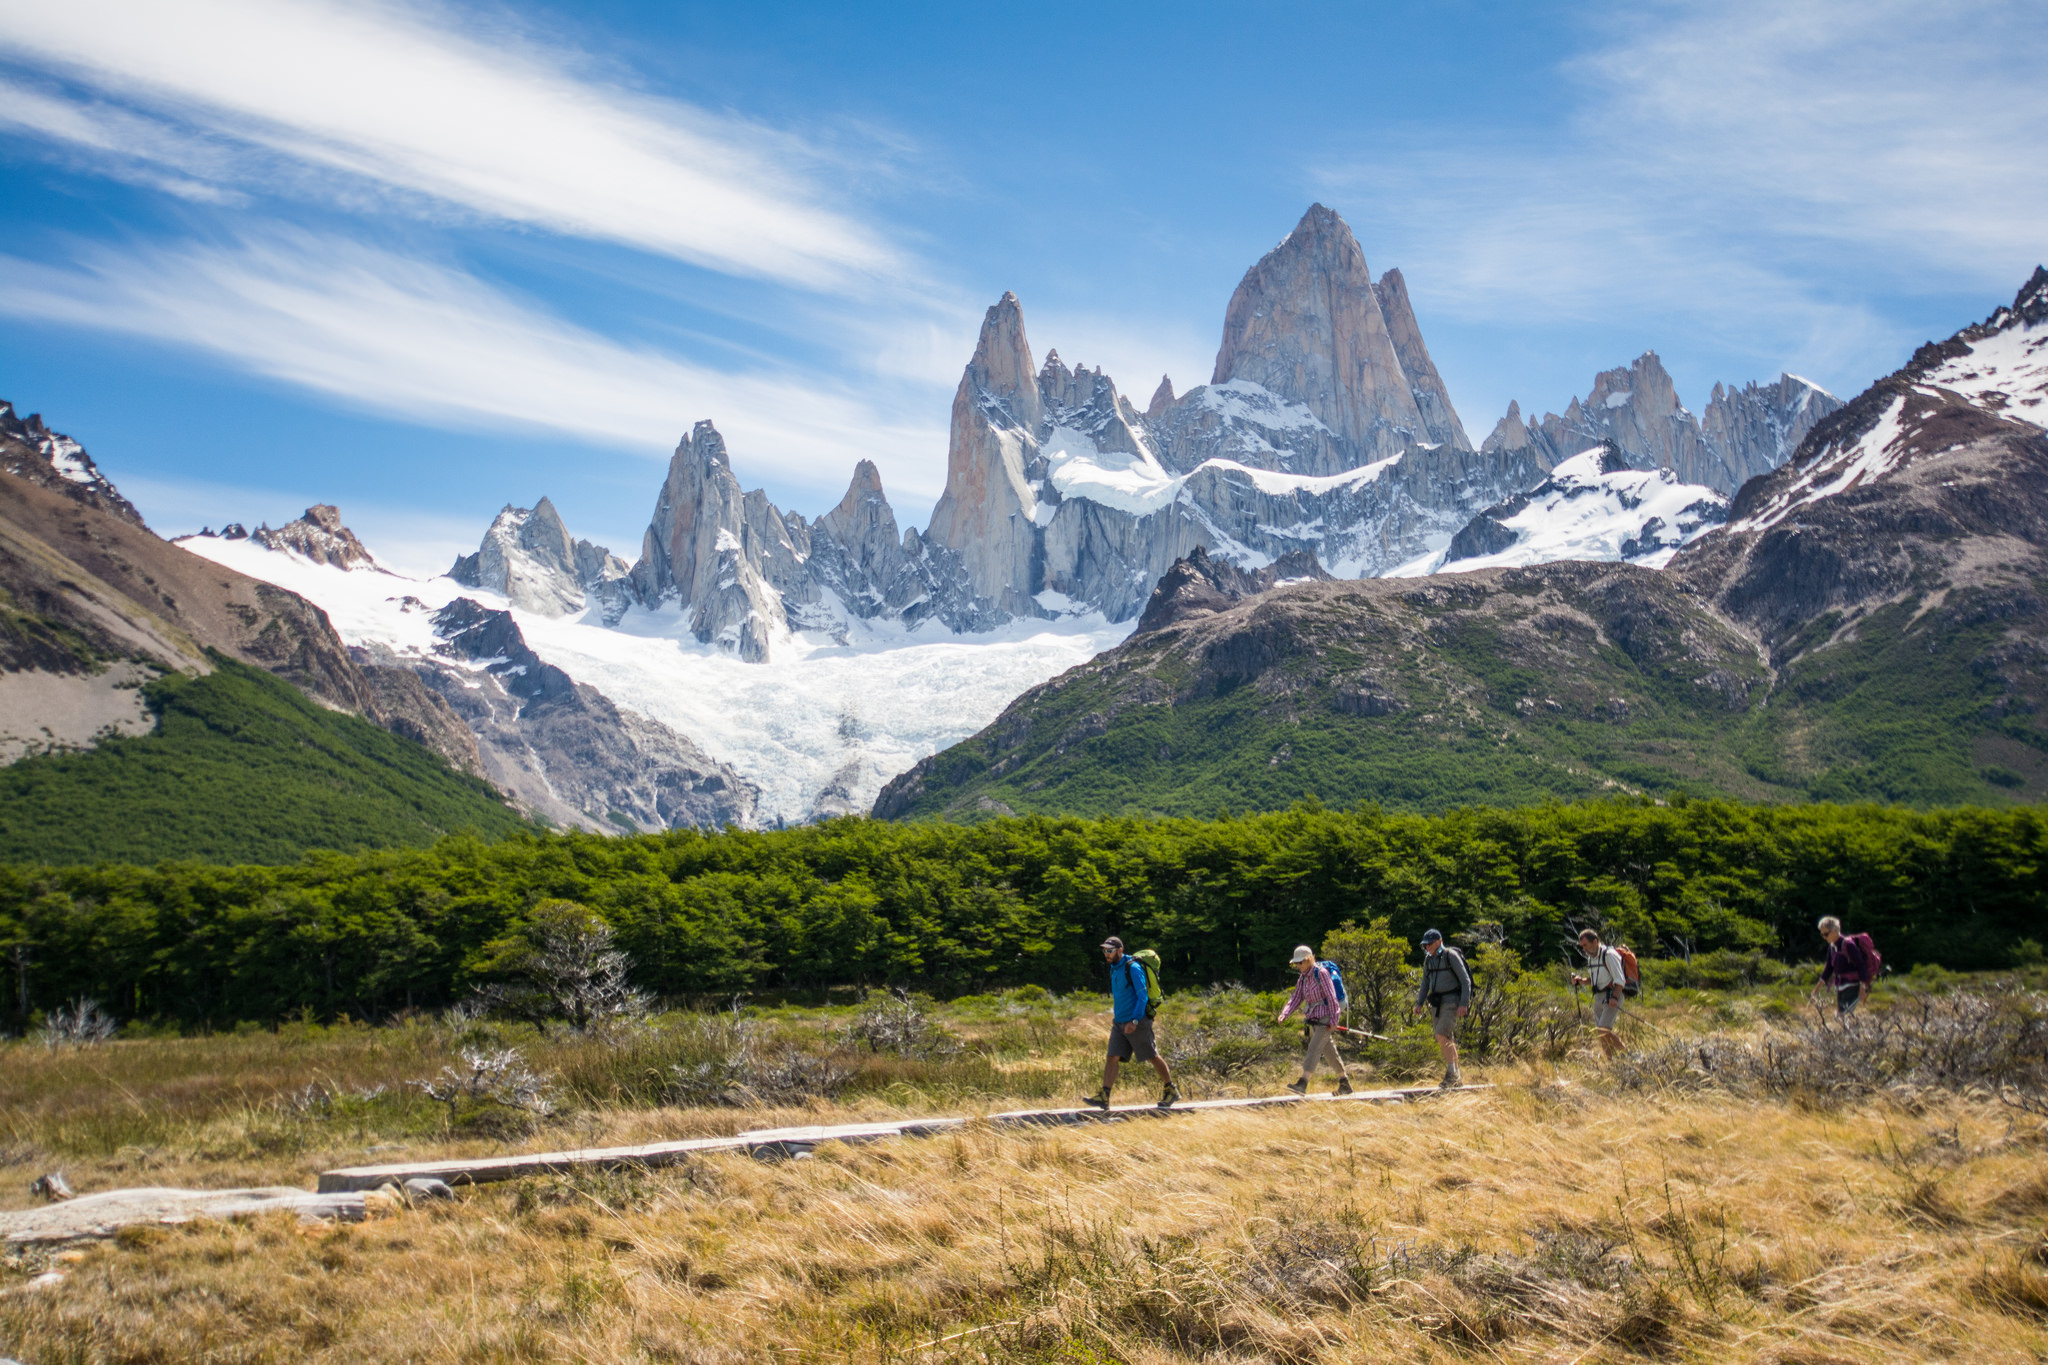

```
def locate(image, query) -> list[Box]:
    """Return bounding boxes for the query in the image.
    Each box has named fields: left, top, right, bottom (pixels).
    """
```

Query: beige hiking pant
left=1301, top=1024, right=1347, bottom=1081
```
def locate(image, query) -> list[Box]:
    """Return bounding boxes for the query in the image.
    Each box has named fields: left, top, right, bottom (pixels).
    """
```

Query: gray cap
left=1101, top=936, right=1123, bottom=952
left=1420, top=928, right=1443, bottom=944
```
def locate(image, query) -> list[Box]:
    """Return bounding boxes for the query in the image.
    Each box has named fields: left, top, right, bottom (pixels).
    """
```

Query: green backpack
left=1132, top=949, right=1164, bottom=1020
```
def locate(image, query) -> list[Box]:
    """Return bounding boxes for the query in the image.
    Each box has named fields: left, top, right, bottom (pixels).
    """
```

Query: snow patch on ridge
left=1436, top=449, right=1728, bottom=574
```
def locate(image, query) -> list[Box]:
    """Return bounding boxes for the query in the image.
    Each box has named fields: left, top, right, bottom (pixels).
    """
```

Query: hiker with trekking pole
left=1082, top=936, right=1180, bottom=1111
left=1277, top=945, right=1354, bottom=1096
left=1570, top=928, right=1634, bottom=1059
left=1412, top=929, right=1471, bottom=1089
left=1814, top=917, right=1882, bottom=1017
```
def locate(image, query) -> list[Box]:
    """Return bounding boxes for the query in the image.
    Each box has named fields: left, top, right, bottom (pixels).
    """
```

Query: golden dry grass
left=5, top=1069, right=2048, bottom=1363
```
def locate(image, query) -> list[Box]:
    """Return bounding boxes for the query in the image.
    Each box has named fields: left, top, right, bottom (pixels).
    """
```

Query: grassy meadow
left=4, top=969, right=2048, bottom=1363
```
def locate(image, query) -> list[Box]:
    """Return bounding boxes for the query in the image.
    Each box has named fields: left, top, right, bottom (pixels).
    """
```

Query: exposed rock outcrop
left=252, top=505, right=378, bottom=571
left=449, top=498, right=631, bottom=621
left=0, top=401, right=146, bottom=527
left=400, top=598, right=757, bottom=832
left=1485, top=356, right=1843, bottom=495
left=1204, top=204, right=1467, bottom=469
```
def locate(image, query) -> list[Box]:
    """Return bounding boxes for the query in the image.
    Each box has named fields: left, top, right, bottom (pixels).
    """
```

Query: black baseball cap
left=1420, top=928, right=1443, bottom=944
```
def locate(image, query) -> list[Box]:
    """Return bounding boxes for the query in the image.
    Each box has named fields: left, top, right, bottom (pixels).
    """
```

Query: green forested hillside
left=876, top=562, right=2048, bottom=823
left=3, top=800, right=2041, bottom=1025
left=0, top=655, right=530, bottom=865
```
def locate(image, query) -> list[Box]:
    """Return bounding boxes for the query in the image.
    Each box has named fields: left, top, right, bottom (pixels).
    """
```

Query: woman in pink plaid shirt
left=1277, top=945, right=1352, bottom=1096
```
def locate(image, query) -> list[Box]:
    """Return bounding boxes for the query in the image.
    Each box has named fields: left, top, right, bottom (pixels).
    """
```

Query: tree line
left=1, top=798, right=2041, bottom=1027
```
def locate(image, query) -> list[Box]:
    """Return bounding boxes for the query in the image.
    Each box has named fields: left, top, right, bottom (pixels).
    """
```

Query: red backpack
left=1615, top=944, right=1642, bottom=998
left=1848, top=932, right=1883, bottom=983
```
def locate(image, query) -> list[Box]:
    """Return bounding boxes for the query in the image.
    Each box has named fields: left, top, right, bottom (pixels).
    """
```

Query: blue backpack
left=1319, top=959, right=1348, bottom=1009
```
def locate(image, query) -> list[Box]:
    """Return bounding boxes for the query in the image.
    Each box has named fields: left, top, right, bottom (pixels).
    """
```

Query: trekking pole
left=1563, top=953, right=1583, bottom=1023
left=1331, top=1024, right=1392, bottom=1042
left=1611, top=1003, right=1676, bottom=1038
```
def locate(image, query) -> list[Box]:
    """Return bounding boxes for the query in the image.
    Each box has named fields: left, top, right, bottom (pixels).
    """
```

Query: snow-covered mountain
left=1425, top=445, right=1728, bottom=575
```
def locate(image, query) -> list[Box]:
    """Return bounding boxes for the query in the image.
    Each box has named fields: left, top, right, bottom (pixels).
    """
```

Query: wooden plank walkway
left=316, top=1084, right=1487, bottom=1193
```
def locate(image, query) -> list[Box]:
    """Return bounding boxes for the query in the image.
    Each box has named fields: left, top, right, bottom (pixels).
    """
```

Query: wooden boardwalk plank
left=316, top=1085, right=1488, bottom=1192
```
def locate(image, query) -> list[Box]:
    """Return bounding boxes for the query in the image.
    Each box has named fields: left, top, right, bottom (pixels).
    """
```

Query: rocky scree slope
left=378, top=597, right=755, bottom=832
left=877, top=270, right=2048, bottom=819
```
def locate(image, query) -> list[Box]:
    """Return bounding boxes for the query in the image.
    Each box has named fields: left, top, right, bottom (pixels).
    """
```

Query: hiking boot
left=1157, top=1083, right=1181, bottom=1110
left=1333, top=1076, right=1354, bottom=1096
left=1080, top=1091, right=1111, bottom=1111
left=1284, top=1077, right=1308, bottom=1097
left=1440, top=1065, right=1462, bottom=1090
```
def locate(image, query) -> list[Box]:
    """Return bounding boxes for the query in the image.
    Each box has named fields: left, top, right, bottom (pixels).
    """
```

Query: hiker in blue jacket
left=1082, top=936, right=1179, bottom=1111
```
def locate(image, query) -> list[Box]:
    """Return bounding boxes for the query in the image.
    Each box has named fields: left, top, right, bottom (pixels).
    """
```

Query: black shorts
left=1108, top=1018, right=1158, bottom=1062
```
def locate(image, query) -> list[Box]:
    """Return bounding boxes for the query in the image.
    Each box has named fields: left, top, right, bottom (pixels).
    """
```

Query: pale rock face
left=919, top=211, right=1551, bottom=621
left=629, top=421, right=788, bottom=662
left=449, top=497, right=610, bottom=617
left=923, top=293, right=1049, bottom=617
left=252, top=504, right=380, bottom=571
left=1204, top=203, right=1462, bottom=469
left=1701, top=375, right=1845, bottom=492
left=1372, top=267, right=1472, bottom=451
left=1493, top=357, right=1843, bottom=496
left=1146, top=375, right=1176, bottom=418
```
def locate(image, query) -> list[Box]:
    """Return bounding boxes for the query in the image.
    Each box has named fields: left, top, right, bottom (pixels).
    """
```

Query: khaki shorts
left=1429, top=997, right=1463, bottom=1039
left=1108, top=1019, right=1158, bottom=1063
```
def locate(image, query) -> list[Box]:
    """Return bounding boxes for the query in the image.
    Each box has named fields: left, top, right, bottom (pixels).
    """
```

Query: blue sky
left=1, top=0, right=2042, bottom=574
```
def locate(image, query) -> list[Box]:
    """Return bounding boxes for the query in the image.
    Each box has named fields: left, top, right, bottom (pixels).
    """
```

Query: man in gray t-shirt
left=1411, top=929, right=1471, bottom=1088
left=1571, top=929, right=1627, bottom=1059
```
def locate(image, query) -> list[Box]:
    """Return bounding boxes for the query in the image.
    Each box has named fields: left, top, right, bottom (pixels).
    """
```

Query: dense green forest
left=0, top=656, right=531, bottom=865
left=3, top=799, right=2041, bottom=1027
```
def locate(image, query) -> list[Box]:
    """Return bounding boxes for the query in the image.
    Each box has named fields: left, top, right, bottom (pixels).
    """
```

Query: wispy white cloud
left=1316, top=0, right=2047, bottom=390
left=0, top=230, right=949, bottom=501
left=0, top=0, right=904, bottom=292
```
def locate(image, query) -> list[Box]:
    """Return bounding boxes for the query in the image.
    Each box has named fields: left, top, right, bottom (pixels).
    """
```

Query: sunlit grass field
left=4, top=976, right=2046, bottom=1362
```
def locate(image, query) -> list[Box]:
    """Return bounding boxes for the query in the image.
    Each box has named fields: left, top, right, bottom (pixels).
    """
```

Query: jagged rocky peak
left=250, top=504, right=380, bottom=570
left=924, top=294, right=1052, bottom=617
left=1146, top=375, right=1176, bottom=418
left=1500, top=355, right=1843, bottom=495
left=626, top=417, right=1000, bottom=661
left=1482, top=400, right=1532, bottom=454
left=1208, top=203, right=1468, bottom=465
left=1371, top=266, right=1471, bottom=450
left=448, top=496, right=631, bottom=621
left=0, top=400, right=146, bottom=527
left=1135, top=545, right=1333, bottom=634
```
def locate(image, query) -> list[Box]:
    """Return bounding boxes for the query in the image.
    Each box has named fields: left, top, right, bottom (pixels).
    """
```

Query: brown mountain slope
left=0, top=404, right=479, bottom=772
